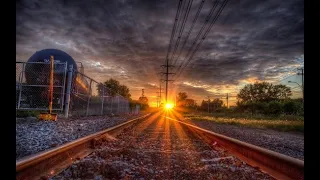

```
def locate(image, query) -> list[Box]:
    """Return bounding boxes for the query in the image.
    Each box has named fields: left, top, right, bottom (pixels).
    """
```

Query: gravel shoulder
left=180, top=118, right=304, bottom=161
left=16, top=113, right=146, bottom=160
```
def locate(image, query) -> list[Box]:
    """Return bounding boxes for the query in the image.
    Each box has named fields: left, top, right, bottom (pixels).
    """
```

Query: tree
left=200, top=98, right=223, bottom=112
left=200, top=100, right=208, bottom=111
left=97, top=83, right=109, bottom=96
left=211, top=98, right=223, bottom=111
left=97, top=78, right=131, bottom=98
left=178, top=98, right=196, bottom=107
left=119, top=85, right=131, bottom=99
left=177, top=92, right=188, bottom=102
left=237, top=82, right=292, bottom=103
left=184, top=99, right=196, bottom=107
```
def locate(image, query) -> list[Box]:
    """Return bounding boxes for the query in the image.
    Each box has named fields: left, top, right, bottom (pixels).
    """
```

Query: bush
left=214, top=106, right=228, bottom=113
left=283, top=101, right=299, bottom=115
left=244, top=101, right=267, bottom=114
left=264, top=101, right=283, bottom=115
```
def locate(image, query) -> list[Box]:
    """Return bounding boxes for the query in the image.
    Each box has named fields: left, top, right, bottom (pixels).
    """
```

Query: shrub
left=264, top=101, right=283, bottom=115
left=283, top=101, right=299, bottom=115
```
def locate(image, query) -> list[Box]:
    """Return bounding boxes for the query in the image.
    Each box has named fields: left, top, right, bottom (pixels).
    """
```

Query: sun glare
left=165, top=103, right=174, bottom=109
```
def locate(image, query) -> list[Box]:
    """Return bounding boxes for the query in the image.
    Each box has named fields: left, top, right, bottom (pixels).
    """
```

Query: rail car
left=22, top=49, right=90, bottom=109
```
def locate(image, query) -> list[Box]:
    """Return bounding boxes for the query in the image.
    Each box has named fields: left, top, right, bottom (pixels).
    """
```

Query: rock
left=147, top=169, right=154, bottom=174
left=94, top=175, right=103, bottom=180
left=50, top=143, right=58, bottom=147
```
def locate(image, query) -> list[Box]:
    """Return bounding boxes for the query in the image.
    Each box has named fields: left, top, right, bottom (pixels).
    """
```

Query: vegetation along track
left=16, top=111, right=303, bottom=180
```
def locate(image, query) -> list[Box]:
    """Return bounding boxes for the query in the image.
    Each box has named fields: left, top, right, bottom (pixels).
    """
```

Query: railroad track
left=16, top=111, right=304, bottom=180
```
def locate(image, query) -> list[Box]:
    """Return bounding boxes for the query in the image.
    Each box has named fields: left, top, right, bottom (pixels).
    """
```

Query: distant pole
left=101, top=84, right=104, bottom=115
left=297, top=68, right=304, bottom=103
left=165, top=58, right=169, bottom=103
left=175, top=95, right=177, bottom=106
left=160, top=80, right=162, bottom=105
left=207, top=96, right=210, bottom=113
left=226, top=93, right=229, bottom=108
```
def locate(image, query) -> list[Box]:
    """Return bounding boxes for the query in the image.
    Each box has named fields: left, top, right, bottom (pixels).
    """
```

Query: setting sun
left=165, top=103, right=174, bottom=109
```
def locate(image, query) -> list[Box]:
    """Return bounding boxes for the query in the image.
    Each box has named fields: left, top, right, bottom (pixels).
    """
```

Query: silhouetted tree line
left=200, top=98, right=224, bottom=112
left=235, top=82, right=303, bottom=115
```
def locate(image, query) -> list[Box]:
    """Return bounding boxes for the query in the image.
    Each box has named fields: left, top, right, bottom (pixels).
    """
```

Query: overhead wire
left=171, top=0, right=206, bottom=66
left=164, top=0, right=184, bottom=63
left=168, top=0, right=194, bottom=65
left=174, top=0, right=220, bottom=79
left=175, top=0, right=229, bottom=81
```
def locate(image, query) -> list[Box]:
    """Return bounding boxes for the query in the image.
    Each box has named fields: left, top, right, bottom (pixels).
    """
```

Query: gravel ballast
left=180, top=118, right=304, bottom=161
left=16, top=114, right=145, bottom=160
left=53, top=114, right=274, bottom=180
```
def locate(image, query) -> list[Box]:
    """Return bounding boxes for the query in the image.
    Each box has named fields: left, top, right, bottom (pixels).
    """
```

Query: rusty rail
left=16, top=113, right=151, bottom=180
left=17, top=113, right=304, bottom=180
left=164, top=116, right=304, bottom=180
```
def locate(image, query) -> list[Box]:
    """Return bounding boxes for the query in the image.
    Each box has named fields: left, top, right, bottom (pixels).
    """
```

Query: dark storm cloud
left=16, top=0, right=304, bottom=101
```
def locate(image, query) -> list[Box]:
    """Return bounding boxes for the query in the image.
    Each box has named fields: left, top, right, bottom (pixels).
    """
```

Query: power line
left=174, top=0, right=229, bottom=81
left=169, top=0, right=194, bottom=65
left=175, top=0, right=220, bottom=69
left=165, top=0, right=184, bottom=63
left=172, top=0, right=205, bottom=67
left=162, top=0, right=185, bottom=103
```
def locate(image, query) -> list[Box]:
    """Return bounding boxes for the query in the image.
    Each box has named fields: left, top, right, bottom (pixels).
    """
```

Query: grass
left=16, top=110, right=41, bottom=118
left=183, top=113, right=304, bottom=133
left=183, top=111, right=304, bottom=121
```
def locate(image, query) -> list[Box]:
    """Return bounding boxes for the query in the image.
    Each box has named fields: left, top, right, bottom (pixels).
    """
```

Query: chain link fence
left=69, top=71, right=131, bottom=117
left=16, top=62, right=133, bottom=117
left=16, top=62, right=67, bottom=111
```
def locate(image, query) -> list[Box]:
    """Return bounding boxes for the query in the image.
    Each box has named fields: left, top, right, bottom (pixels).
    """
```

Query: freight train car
left=23, top=49, right=90, bottom=109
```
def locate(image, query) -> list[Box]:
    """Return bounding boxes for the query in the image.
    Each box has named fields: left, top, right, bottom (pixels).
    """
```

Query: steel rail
left=16, top=113, right=151, bottom=180
left=164, top=116, right=304, bottom=180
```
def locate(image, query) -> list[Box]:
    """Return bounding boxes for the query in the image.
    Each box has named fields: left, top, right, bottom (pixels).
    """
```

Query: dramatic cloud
left=16, top=0, right=304, bottom=105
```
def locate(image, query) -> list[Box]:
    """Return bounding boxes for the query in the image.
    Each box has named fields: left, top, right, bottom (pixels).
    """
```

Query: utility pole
left=159, top=79, right=164, bottom=106
left=156, top=91, right=164, bottom=107
left=175, top=95, right=177, bottom=106
left=156, top=93, right=159, bottom=107
left=159, top=66, right=175, bottom=104
left=297, top=68, right=304, bottom=103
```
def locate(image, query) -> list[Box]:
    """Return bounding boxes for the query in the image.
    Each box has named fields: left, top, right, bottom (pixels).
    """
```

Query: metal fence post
left=117, top=96, right=120, bottom=114
left=60, top=62, right=68, bottom=110
left=127, top=100, right=129, bottom=114
left=110, top=97, right=113, bottom=114
left=17, top=63, right=26, bottom=109
left=101, top=85, right=104, bottom=115
left=86, top=79, right=92, bottom=116
left=64, top=65, right=73, bottom=118
left=120, top=98, right=122, bottom=113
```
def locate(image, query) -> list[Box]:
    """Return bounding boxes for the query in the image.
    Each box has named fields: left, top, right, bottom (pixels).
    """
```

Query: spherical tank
left=27, top=49, right=78, bottom=71
left=25, top=49, right=78, bottom=85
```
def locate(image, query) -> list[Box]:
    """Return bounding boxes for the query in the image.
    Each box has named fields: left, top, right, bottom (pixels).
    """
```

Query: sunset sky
left=16, top=0, right=304, bottom=107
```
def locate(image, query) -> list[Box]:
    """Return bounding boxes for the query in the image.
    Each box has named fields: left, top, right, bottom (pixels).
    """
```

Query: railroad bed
left=52, top=112, right=274, bottom=180
left=16, top=114, right=146, bottom=160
